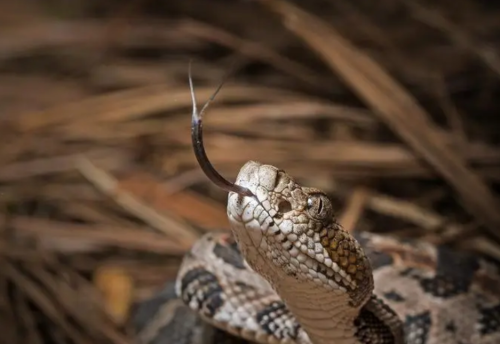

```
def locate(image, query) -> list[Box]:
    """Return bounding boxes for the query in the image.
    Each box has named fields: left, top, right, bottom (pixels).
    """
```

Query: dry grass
left=0, top=0, right=499, bottom=343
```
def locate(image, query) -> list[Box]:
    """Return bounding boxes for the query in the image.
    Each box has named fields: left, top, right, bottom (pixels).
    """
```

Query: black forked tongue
left=189, top=62, right=255, bottom=198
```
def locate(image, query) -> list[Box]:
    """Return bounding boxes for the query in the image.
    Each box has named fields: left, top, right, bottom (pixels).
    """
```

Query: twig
left=18, top=83, right=299, bottom=131
left=403, top=0, right=500, bottom=78
left=260, top=0, right=500, bottom=238
left=328, top=182, right=466, bottom=241
left=76, top=157, right=199, bottom=249
left=13, top=284, right=45, bottom=344
left=338, top=187, right=369, bottom=232
left=179, top=19, right=330, bottom=90
left=432, top=75, right=467, bottom=145
left=465, top=237, right=500, bottom=261
left=0, top=149, right=130, bottom=182
left=8, top=216, right=187, bottom=255
left=117, top=172, right=230, bottom=231
left=161, top=169, right=205, bottom=195
left=4, top=262, right=89, bottom=344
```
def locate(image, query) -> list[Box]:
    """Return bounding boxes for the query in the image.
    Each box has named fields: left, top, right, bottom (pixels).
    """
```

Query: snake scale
left=132, top=73, right=500, bottom=344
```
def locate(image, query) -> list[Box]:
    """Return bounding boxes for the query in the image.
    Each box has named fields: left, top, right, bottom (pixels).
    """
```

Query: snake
left=132, top=72, right=500, bottom=344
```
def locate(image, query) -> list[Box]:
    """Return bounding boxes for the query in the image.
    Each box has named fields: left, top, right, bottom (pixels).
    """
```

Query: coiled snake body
left=133, top=77, right=500, bottom=344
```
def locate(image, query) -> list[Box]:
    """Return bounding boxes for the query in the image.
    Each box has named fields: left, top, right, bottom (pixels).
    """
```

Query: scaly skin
left=226, top=161, right=401, bottom=344
left=137, top=161, right=500, bottom=344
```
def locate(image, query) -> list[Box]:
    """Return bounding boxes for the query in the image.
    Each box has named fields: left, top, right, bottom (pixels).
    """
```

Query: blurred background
left=1, top=0, right=499, bottom=343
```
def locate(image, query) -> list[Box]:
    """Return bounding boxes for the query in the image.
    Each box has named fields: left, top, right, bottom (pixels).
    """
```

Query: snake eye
left=306, top=193, right=333, bottom=222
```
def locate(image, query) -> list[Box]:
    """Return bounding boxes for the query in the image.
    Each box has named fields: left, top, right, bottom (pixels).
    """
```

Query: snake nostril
left=278, top=200, right=292, bottom=214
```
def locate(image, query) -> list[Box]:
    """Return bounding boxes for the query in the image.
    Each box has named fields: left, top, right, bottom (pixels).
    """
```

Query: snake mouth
left=227, top=185, right=268, bottom=255
left=226, top=160, right=287, bottom=275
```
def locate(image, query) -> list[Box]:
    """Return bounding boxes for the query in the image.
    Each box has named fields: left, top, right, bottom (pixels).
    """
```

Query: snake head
left=227, top=161, right=373, bottom=307
left=188, top=71, right=373, bottom=309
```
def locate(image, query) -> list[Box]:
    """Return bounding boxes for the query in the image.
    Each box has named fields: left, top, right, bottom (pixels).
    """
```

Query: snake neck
left=275, top=276, right=361, bottom=344
left=227, top=225, right=404, bottom=344
left=278, top=282, right=404, bottom=344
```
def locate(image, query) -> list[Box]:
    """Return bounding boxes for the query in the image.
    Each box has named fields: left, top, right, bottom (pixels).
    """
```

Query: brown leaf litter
left=0, top=0, right=499, bottom=343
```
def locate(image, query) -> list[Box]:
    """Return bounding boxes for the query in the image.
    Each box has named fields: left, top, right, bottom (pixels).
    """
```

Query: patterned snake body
left=134, top=161, right=500, bottom=344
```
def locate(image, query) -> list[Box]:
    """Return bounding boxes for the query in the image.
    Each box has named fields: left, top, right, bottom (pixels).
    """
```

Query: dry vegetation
left=0, top=0, right=499, bottom=343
